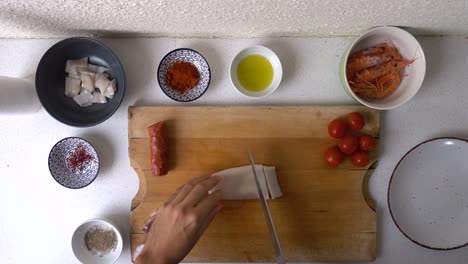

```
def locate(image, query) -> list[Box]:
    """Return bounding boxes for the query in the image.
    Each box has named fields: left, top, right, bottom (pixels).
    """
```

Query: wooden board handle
left=362, top=161, right=378, bottom=212
left=130, top=155, right=147, bottom=211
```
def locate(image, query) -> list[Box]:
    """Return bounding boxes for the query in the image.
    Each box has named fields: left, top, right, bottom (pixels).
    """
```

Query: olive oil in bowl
left=236, top=55, right=273, bottom=92
left=230, top=45, right=282, bottom=98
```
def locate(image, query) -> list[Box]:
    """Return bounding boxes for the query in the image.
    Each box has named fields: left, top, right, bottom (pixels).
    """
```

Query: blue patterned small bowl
left=48, top=137, right=100, bottom=189
left=157, top=48, right=211, bottom=102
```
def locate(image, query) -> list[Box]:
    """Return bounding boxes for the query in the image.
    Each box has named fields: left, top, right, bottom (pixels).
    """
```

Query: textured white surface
left=0, top=0, right=468, bottom=38
left=1, top=36, right=468, bottom=264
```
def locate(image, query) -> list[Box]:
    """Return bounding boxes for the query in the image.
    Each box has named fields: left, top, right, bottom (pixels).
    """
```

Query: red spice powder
left=165, top=61, right=200, bottom=94
left=67, top=143, right=94, bottom=173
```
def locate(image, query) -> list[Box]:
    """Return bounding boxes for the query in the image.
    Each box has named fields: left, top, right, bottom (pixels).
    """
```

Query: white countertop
left=1, top=36, right=467, bottom=264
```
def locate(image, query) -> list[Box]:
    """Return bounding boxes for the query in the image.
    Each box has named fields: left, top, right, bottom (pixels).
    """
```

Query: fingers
left=188, top=174, right=211, bottom=185
left=182, top=176, right=220, bottom=207
left=143, top=211, right=158, bottom=233
left=172, top=183, right=195, bottom=204
left=194, top=189, right=223, bottom=218
left=164, top=175, right=211, bottom=205
left=196, top=203, right=223, bottom=238
left=163, top=184, right=185, bottom=205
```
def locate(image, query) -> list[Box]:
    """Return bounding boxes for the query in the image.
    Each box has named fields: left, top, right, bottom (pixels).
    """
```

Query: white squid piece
left=65, top=77, right=81, bottom=98
left=80, top=73, right=94, bottom=93
left=209, top=165, right=283, bottom=200
left=73, top=90, right=93, bottom=107
left=92, top=91, right=108, bottom=104
left=65, top=57, right=88, bottom=74
left=65, top=58, right=117, bottom=107
left=104, top=79, right=116, bottom=99
left=75, top=66, right=96, bottom=76
left=68, top=72, right=80, bottom=79
left=95, top=73, right=110, bottom=94
left=87, top=64, right=109, bottom=74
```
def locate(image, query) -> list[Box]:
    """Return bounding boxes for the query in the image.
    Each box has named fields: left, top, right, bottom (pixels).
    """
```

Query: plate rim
left=387, top=136, right=468, bottom=250
left=157, top=48, right=211, bottom=103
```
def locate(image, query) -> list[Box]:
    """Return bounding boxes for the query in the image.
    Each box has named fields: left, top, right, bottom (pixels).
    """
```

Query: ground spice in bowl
left=85, top=225, right=118, bottom=256
left=165, top=61, right=200, bottom=94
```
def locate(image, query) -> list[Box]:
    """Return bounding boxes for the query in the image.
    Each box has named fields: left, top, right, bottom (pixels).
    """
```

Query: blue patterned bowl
left=48, top=137, right=100, bottom=189
left=157, top=48, right=211, bottom=102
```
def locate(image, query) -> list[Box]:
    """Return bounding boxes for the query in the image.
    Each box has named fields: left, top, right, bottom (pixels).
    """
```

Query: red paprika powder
left=165, top=61, right=200, bottom=94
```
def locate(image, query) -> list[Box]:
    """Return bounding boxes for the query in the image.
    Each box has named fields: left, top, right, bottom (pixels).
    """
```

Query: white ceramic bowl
left=388, top=138, right=468, bottom=250
left=72, top=219, right=123, bottom=264
left=230, top=46, right=282, bottom=98
left=340, top=26, right=426, bottom=110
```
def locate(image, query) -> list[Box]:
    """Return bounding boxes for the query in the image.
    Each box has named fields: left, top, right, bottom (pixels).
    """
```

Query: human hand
left=135, top=175, right=223, bottom=264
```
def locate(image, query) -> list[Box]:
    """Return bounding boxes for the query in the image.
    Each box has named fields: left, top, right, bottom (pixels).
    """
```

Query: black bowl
left=36, top=37, right=125, bottom=127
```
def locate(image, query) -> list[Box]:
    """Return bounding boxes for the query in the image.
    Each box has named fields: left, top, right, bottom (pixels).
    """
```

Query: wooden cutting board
left=129, top=106, right=379, bottom=262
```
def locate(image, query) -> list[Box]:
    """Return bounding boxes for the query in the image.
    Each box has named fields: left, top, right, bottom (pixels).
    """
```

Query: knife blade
left=248, top=151, right=286, bottom=264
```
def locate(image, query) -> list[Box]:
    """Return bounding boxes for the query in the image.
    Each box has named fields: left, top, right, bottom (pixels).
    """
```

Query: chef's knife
left=248, top=151, right=286, bottom=264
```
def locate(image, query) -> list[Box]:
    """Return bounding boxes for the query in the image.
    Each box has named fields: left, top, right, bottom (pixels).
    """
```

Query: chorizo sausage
left=148, top=121, right=168, bottom=176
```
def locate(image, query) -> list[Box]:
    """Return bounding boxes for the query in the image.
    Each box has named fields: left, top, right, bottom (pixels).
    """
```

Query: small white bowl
left=72, top=219, right=123, bottom=264
left=340, top=26, right=426, bottom=110
left=230, top=46, right=282, bottom=98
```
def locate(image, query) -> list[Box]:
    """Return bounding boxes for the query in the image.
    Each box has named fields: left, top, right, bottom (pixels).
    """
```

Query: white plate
left=230, top=45, right=282, bottom=98
left=388, top=138, right=468, bottom=249
left=72, top=219, right=123, bottom=264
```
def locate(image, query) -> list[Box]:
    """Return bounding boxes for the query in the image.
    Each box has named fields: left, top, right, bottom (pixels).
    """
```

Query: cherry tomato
left=324, top=146, right=344, bottom=168
left=338, top=135, right=358, bottom=155
left=351, top=151, right=370, bottom=167
left=347, top=112, right=365, bottom=130
left=328, top=119, right=348, bottom=138
left=359, top=134, right=377, bottom=151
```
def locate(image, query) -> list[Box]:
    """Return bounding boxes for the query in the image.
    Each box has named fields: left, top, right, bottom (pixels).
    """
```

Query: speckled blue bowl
left=48, top=137, right=100, bottom=189
left=157, top=48, right=211, bottom=102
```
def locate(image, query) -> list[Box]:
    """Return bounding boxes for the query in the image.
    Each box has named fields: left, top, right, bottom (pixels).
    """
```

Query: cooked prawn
left=346, top=53, right=392, bottom=79
left=346, top=42, right=415, bottom=100
left=346, top=42, right=404, bottom=80
left=352, top=59, right=414, bottom=84
left=376, top=71, right=401, bottom=97
left=351, top=71, right=401, bottom=99
left=348, top=46, right=386, bottom=60
left=379, top=42, right=403, bottom=61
